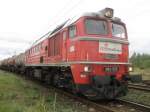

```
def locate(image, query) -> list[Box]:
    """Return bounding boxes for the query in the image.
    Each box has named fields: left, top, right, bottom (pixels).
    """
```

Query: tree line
left=130, top=53, right=150, bottom=69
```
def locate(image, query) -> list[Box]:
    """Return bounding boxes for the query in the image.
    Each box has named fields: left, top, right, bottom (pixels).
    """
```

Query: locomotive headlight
left=128, top=66, right=133, bottom=72
left=81, top=65, right=92, bottom=78
left=105, top=10, right=113, bottom=17
left=84, top=65, right=92, bottom=72
left=99, top=8, right=114, bottom=18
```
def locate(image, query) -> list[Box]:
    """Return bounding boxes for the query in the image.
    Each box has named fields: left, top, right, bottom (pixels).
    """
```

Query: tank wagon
left=0, top=8, right=141, bottom=100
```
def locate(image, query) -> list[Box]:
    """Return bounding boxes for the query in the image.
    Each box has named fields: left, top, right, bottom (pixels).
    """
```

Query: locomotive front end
left=69, top=8, right=131, bottom=100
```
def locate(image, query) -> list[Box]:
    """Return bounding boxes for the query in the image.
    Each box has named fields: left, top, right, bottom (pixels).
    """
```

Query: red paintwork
left=25, top=16, right=129, bottom=84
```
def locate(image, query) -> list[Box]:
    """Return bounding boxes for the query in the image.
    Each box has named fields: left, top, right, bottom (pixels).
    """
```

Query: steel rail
left=128, top=83, right=150, bottom=92
left=35, top=81, right=150, bottom=112
left=143, top=80, right=150, bottom=86
left=30, top=79, right=150, bottom=112
left=117, top=99, right=150, bottom=112
left=48, top=87, right=115, bottom=112
left=21, top=76, right=115, bottom=112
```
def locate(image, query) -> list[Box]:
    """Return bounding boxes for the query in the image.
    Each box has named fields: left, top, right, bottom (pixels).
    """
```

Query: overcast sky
left=0, top=0, right=150, bottom=60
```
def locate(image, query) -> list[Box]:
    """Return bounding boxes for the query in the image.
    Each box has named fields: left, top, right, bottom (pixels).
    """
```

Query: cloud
left=0, top=37, right=30, bottom=44
left=0, top=40, right=29, bottom=60
left=0, top=32, right=34, bottom=44
left=0, top=0, right=150, bottom=60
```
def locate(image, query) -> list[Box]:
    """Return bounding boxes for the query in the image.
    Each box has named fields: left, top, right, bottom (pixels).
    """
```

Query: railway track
left=4, top=71, right=150, bottom=112
left=54, top=87, right=150, bottom=112
left=48, top=86, right=150, bottom=112
left=27, top=78, right=150, bottom=112
left=37, top=83, right=115, bottom=112
left=116, top=99, right=150, bottom=112
left=143, top=80, right=150, bottom=86
left=128, top=83, right=150, bottom=92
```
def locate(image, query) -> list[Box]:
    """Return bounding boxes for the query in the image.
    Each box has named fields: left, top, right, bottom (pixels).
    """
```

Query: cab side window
left=69, top=25, right=76, bottom=38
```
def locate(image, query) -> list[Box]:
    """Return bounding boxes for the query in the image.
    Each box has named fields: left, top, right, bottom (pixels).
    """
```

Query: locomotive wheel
left=53, top=74, right=59, bottom=87
left=41, top=72, right=46, bottom=82
left=45, top=74, right=53, bottom=85
left=25, top=68, right=30, bottom=77
left=69, top=80, right=77, bottom=94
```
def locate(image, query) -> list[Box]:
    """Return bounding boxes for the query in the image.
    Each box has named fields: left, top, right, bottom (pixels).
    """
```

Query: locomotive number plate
left=99, top=41, right=122, bottom=54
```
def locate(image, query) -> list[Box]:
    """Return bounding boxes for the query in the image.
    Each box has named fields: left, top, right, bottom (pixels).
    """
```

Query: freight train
left=0, top=8, right=141, bottom=100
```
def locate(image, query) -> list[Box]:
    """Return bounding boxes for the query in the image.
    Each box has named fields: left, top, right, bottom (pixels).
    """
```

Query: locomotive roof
left=33, top=12, right=107, bottom=43
left=31, top=8, right=122, bottom=48
left=31, top=13, right=89, bottom=46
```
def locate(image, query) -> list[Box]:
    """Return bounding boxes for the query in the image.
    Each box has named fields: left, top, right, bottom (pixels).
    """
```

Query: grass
left=0, top=70, right=88, bottom=112
left=2, top=68, right=149, bottom=112
left=121, top=89, right=150, bottom=106
left=125, top=67, right=150, bottom=105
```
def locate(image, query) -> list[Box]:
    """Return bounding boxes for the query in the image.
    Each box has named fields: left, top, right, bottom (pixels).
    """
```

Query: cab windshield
left=85, top=19, right=107, bottom=35
left=112, top=23, right=125, bottom=38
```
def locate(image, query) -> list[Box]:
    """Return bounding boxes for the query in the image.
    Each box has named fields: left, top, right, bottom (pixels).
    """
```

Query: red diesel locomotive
left=0, top=8, right=140, bottom=100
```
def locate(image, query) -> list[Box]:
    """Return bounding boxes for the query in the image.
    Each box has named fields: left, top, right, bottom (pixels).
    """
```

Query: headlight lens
left=128, top=66, right=133, bottom=72
left=99, top=8, right=114, bottom=18
left=84, top=66, right=92, bottom=72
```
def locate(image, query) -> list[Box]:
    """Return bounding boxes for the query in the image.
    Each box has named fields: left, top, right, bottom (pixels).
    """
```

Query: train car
left=14, top=53, right=25, bottom=74
left=0, top=61, right=1, bottom=65
left=0, top=58, right=9, bottom=70
left=8, top=56, right=16, bottom=72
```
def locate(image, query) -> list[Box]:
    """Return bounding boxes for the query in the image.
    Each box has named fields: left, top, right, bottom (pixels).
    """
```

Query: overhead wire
left=30, top=0, right=77, bottom=46
left=50, top=0, right=84, bottom=27
left=30, top=0, right=84, bottom=47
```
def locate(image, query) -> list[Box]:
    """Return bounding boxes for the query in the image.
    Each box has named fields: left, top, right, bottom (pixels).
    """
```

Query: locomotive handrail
left=31, top=19, right=70, bottom=47
left=72, top=36, right=129, bottom=44
left=31, top=31, right=52, bottom=46
left=25, top=61, right=131, bottom=67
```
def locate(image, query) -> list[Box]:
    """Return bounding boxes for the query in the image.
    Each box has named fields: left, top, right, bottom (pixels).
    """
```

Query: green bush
left=130, top=53, right=150, bottom=69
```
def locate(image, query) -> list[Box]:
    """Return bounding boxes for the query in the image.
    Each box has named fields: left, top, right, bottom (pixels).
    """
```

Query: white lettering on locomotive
left=70, top=45, right=75, bottom=52
left=99, top=41, right=122, bottom=54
